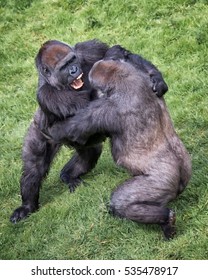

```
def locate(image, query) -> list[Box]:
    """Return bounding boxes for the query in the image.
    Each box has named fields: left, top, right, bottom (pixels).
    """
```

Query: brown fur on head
left=89, top=60, right=132, bottom=93
left=37, top=40, right=72, bottom=69
left=89, top=59, right=151, bottom=96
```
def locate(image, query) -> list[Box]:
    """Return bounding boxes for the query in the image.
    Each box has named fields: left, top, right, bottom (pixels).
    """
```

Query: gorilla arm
left=48, top=98, right=117, bottom=145
left=128, top=53, right=168, bottom=97
left=104, top=45, right=168, bottom=97
left=75, top=39, right=109, bottom=65
left=37, top=84, right=91, bottom=120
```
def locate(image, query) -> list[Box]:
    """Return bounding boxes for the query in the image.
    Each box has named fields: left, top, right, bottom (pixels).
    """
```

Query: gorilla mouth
left=70, top=73, right=84, bottom=90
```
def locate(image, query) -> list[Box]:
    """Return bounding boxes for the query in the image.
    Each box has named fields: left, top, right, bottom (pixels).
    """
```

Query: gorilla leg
left=60, top=144, right=102, bottom=192
left=109, top=175, right=178, bottom=239
left=10, top=123, right=61, bottom=223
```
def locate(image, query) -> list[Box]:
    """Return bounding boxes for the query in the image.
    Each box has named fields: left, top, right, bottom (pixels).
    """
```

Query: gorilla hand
left=151, top=74, right=168, bottom=97
left=48, top=119, right=89, bottom=145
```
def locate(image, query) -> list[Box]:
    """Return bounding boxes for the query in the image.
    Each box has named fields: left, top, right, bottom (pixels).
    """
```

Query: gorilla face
left=35, top=40, right=84, bottom=90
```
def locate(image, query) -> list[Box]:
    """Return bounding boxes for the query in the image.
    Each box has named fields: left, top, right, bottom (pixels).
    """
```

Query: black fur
left=48, top=48, right=192, bottom=239
left=10, top=40, right=168, bottom=223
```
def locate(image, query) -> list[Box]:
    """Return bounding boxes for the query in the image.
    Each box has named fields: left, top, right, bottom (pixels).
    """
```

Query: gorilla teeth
left=77, top=73, right=83, bottom=79
left=71, top=73, right=84, bottom=90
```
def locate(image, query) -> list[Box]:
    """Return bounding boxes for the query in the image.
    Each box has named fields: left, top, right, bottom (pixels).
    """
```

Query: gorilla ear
left=42, top=66, right=51, bottom=77
left=89, top=60, right=117, bottom=93
left=89, top=62, right=107, bottom=90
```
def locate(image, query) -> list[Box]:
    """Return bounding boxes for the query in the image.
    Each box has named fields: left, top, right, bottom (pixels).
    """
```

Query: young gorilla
left=10, top=40, right=168, bottom=223
left=48, top=47, right=192, bottom=239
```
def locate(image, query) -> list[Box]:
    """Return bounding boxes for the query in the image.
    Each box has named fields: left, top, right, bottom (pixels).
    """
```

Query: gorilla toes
left=161, top=209, right=176, bottom=240
left=60, top=173, right=83, bottom=192
left=68, top=178, right=84, bottom=192
left=10, top=205, right=38, bottom=223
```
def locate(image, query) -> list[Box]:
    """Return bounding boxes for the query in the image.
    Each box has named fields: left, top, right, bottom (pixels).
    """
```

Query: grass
left=0, top=0, right=208, bottom=260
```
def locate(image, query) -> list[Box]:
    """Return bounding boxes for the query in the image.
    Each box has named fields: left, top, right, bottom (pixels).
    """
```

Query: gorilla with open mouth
left=10, top=39, right=168, bottom=223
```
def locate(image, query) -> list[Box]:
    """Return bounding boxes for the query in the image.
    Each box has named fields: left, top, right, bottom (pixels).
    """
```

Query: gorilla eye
left=43, top=67, right=51, bottom=76
left=66, top=55, right=77, bottom=65
left=70, top=55, right=76, bottom=62
left=66, top=55, right=76, bottom=65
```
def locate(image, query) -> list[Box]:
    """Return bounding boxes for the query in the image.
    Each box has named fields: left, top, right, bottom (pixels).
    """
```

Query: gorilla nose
left=69, top=65, right=78, bottom=76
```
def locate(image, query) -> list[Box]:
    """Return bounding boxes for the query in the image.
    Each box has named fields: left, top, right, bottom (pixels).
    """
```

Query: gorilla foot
left=161, top=209, right=176, bottom=240
left=10, top=204, right=38, bottom=224
left=68, top=177, right=83, bottom=193
left=60, top=173, right=83, bottom=192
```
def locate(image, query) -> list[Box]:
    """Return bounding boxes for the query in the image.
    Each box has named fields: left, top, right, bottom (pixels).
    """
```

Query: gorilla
left=48, top=46, right=192, bottom=239
left=10, top=40, right=168, bottom=223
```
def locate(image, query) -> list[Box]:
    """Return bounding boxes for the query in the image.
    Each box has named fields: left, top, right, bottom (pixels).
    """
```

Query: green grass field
left=0, top=0, right=208, bottom=260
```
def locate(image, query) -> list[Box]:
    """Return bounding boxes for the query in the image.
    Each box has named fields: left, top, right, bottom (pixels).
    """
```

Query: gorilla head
left=89, top=59, right=140, bottom=96
left=35, top=40, right=84, bottom=90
